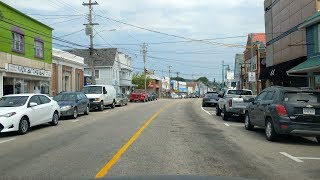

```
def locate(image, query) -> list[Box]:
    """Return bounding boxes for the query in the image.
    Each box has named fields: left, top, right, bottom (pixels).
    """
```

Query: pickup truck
left=216, top=89, right=255, bottom=121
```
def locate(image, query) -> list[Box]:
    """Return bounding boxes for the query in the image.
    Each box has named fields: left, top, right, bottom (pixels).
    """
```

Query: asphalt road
left=0, top=99, right=319, bottom=179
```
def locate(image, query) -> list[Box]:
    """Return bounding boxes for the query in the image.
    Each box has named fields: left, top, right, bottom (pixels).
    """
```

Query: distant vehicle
left=0, top=94, right=60, bottom=135
left=216, top=89, right=255, bottom=121
left=53, top=92, right=89, bottom=119
left=149, top=92, right=158, bottom=101
left=188, top=93, right=196, bottom=98
left=130, top=89, right=148, bottom=102
left=82, top=85, right=116, bottom=111
left=244, top=86, right=320, bottom=143
left=202, top=92, right=219, bottom=107
left=115, top=93, right=128, bottom=106
left=178, top=93, right=187, bottom=98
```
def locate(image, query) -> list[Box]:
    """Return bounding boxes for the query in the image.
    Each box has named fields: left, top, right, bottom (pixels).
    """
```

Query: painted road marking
left=103, top=111, right=109, bottom=114
left=72, top=120, right=79, bottom=123
left=201, top=107, right=211, bottom=115
left=296, top=157, right=320, bottom=160
left=95, top=103, right=174, bottom=178
left=0, top=138, right=16, bottom=144
left=224, top=123, right=230, bottom=127
left=279, top=152, right=304, bottom=162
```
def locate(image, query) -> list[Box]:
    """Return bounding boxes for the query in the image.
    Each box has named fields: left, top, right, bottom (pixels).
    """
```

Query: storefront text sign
left=7, top=64, right=51, bottom=77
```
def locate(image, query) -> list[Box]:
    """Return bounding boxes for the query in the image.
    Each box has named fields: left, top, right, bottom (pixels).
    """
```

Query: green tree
left=196, top=76, right=209, bottom=84
left=132, top=73, right=152, bottom=89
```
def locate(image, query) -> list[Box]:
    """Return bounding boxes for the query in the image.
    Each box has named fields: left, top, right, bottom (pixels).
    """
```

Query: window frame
left=34, top=37, right=44, bottom=59
left=12, top=31, right=25, bottom=54
left=94, top=69, right=100, bottom=79
left=39, top=95, right=51, bottom=104
left=28, top=95, right=42, bottom=106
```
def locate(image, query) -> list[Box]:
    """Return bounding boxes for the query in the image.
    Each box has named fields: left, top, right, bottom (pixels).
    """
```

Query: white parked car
left=0, top=94, right=60, bottom=135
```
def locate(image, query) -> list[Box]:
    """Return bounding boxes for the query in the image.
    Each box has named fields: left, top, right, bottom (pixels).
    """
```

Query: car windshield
left=53, top=93, right=77, bottom=101
left=284, top=92, right=320, bottom=103
left=205, top=93, right=218, bottom=98
left=228, top=90, right=252, bottom=95
left=82, top=86, right=102, bottom=94
left=0, top=96, right=29, bottom=107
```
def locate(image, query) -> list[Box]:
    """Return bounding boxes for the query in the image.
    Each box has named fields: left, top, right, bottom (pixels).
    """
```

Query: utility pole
left=142, top=43, right=148, bottom=91
left=222, top=60, right=224, bottom=88
left=168, top=65, right=172, bottom=90
left=83, top=0, right=98, bottom=85
left=176, top=72, right=180, bottom=93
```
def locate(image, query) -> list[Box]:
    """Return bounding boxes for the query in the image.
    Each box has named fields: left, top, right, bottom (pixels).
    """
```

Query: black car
left=149, top=92, right=158, bottom=101
left=202, top=92, right=219, bottom=107
left=244, top=86, right=320, bottom=143
left=53, top=92, right=90, bottom=119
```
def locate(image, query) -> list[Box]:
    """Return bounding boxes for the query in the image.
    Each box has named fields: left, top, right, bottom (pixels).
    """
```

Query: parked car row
left=210, top=86, right=320, bottom=144
left=129, top=89, right=158, bottom=102
left=0, top=84, right=131, bottom=135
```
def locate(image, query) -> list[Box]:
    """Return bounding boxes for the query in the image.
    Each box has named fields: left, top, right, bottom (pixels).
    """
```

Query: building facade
left=243, top=33, right=266, bottom=95
left=118, top=52, right=134, bottom=95
left=0, top=2, right=53, bottom=97
left=147, top=74, right=162, bottom=97
left=287, top=11, right=320, bottom=90
left=67, top=48, right=122, bottom=93
left=234, top=54, right=244, bottom=90
left=262, top=0, right=314, bottom=88
left=50, top=49, right=84, bottom=96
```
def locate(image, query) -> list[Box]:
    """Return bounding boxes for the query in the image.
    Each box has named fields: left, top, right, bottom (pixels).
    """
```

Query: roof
left=246, top=33, right=266, bottom=48
left=0, top=2, right=53, bottom=30
left=265, top=86, right=316, bottom=92
left=299, top=11, right=320, bottom=29
left=66, top=48, right=118, bottom=67
left=287, top=56, right=320, bottom=75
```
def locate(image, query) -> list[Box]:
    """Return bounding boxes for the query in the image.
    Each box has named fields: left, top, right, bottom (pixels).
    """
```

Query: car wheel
left=18, top=117, right=29, bottom=135
left=222, top=107, right=229, bottom=121
left=73, top=107, right=78, bottom=119
left=265, top=118, right=278, bottom=141
left=50, top=112, right=59, bottom=126
left=316, top=137, right=320, bottom=144
left=202, top=103, right=206, bottom=107
left=84, top=105, right=90, bottom=115
left=99, top=101, right=104, bottom=111
left=216, top=106, right=221, bottom=116
left=111, top=101, right=115, bottom=109
left=244, top=112, right=254, bottom=130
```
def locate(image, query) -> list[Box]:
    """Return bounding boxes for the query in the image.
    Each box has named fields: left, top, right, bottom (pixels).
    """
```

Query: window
left=264, top=91, right=275, bottom=100
left=77, top=93, right=82, bottom=100
left=34, top=39, right=44, bottom=58
left=255, top=91, right=267, bottom=102
left=39, top=95, right=51, bottom=104
left=94, top=69, right=100, bottom=79
left=12, top=32, right=24, bottom=53
left=29, top=95, right=41, bottom=105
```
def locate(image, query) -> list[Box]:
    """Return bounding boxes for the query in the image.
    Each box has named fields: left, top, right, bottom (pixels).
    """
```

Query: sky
left=2, top=0, right=265, bottom=82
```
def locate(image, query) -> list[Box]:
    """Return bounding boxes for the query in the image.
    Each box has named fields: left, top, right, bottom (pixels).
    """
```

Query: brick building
left=50, top=49, right=84, bottom=96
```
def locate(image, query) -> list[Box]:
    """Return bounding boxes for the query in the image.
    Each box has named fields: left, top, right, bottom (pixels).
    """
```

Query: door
left=102, top=86, right=109, bottom=105
left=77, top=93, right=86, bottom=112
left=122, top=94, right=128, bottom=104
left=38, top=95, right=54, bottom=123
left=250, top=91, right=268, bottom=125
left=257, top=91, right=276, bottom=127
left=28, top=95, right=46, bottom=126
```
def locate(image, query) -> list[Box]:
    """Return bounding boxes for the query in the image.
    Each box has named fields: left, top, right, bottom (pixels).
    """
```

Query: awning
left=287, top=56, right=320, bottom=76
left=259, top=57, right=306, bottom=80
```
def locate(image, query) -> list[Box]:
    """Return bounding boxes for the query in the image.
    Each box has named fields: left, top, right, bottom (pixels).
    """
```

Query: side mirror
left=218, top=94, right=222, bottom=98
left=30, top=102, right=38, bottom=107
left=103, top=91, right=107, bottom=94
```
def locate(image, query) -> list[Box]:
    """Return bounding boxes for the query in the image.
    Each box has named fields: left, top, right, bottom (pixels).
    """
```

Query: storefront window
left=40, top=82, right=49, bottom=94
left=14, top=79, right=23, bottom=94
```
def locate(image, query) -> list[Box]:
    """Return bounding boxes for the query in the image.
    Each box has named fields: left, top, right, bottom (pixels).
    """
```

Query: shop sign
left=7, top=64, right=51, bottom=77
left=248, top=72, right=256, bottom=82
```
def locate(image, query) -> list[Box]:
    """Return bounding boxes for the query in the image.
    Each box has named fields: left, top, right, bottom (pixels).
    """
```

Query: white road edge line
left=103, top=111, right=109, bottom=114
left=0, top=138, right=16, bottom=144
left=224, top=123, right=230, bottom=127
left=296, top=157, right=320, bottom=160
left=72, top=120, right=79, bottom=123
left=279, top=152, right=304, bottom=162
left=200, top=107, right=211, bottom=115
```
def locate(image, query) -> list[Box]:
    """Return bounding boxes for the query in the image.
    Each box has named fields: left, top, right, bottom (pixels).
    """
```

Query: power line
left=58, top=29, right=85, bottom=38
left=49, top=16, right=83, bottom=25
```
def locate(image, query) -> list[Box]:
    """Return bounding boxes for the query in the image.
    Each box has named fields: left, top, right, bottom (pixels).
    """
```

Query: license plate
left=303, top=108, right=315, bottom=115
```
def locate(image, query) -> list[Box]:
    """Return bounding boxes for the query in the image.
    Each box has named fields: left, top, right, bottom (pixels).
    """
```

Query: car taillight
left=228, top=99, right=232, bottom=107
left=276, top=104, right=288, bottom=116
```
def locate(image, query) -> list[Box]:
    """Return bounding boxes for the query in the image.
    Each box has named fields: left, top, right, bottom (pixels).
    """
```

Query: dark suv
left=244, top=86, right=320, bottom=143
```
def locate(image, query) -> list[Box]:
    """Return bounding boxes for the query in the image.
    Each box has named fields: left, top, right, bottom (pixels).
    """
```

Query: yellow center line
left=95, top=102, right=174, bottom=178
